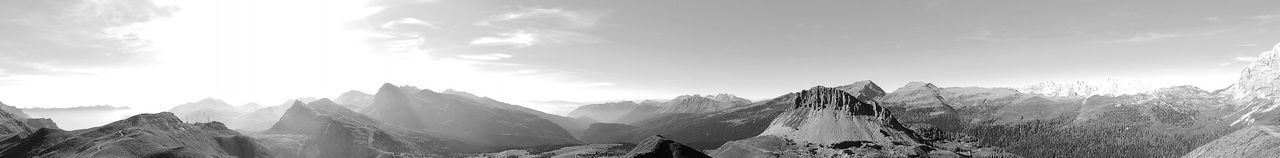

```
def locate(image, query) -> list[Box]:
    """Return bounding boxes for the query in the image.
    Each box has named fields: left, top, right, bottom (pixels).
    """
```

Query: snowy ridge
left=1017, top=78, right=1155, bottom=97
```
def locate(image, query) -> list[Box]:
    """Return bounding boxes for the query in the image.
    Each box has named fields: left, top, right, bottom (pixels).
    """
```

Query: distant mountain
left=1017, top=78, right=1154, bottom=97
left=581, top=81, right=882, bottom=149
left=610, top=94, right=750, bottom=124
left=168, top=98, right=242, bottom=123
left=439, top=88, right=596, bottom=138
left=1183, top=125, right=1280, bottom=157
left=334, top=90, right=373, bottom=110
left=0, top=112, right=273, bottom=157
left=257, top=99, right=478, bottom=157
left=360, top=83, right=580, bottom=148
left=20, top=105, right=129, bottom=111
left=880, top=82, right=958, bottom=123
left=237, top=102, right=265, bottom=113
left=227, top=99, right=311, bottom=132
left=880, top=82, right=1235, bottom=157
left=568, top=101, right=643, bottom=123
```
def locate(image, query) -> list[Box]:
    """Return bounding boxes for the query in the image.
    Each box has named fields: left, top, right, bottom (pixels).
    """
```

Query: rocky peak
left=793, top=86, right=882, bottom=116
left=1225, top=43, right=1280, bottom=99
left=834, top=80, right=886, bottom=101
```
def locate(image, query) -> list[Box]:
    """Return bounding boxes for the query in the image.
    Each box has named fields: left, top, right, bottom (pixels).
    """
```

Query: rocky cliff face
left=1183, top=125, right=1280, bottom=158
left=1221, top=43, right=1280, bottom=126
left=0, top=112, right=273, bottom=158
left=0, top=101, right=31, bottom=137
left=360, top=83, right=579, bottom=148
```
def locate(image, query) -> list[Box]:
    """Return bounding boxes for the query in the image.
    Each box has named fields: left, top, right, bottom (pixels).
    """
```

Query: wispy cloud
left=470, top=7, right=605, bottom=48
left=1235, top=56, right=1260, bottom=62
left=0, top=0, right=174, bottom=76
left=1253, top=14, right=1280, bottom=25
left=957, top=29, right=1022, bottom=42
left=1109, top=30, right=1227, bottom=43
left=458, top=53, right=514, bottom=60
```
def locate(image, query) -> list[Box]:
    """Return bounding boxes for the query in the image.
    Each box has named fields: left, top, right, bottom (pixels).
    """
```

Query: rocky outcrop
left=1184, top=125, right=1280, bottom=158
left=623, top=135, right=710, bottom=158
left=360, top=83, right=579, bottom=148
left=0, top=112, right=273, bottom=158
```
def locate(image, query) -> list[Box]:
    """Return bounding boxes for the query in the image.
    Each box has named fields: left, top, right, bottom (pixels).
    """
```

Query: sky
left=0, top=0, right=1278, bottom=115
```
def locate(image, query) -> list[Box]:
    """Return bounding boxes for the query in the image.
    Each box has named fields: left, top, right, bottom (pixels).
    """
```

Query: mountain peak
left=834, top=80, right=885, bottom=101
left=792, top=86, right=881, bottom=116
left=101, top=112, right=190, bottom=131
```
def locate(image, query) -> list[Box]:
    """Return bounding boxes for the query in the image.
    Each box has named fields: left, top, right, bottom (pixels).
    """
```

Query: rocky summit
left=624, top=135, right=711, bottom=158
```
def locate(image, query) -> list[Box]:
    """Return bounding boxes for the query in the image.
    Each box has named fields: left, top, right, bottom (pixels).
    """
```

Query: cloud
left=470, top=7, right=605, bottom=47
left=1235, top=56, right=1260, bottom=62
left=957, top=29, right=1023, bottom=42
left=0, top=0, right=174, bottom=76
left=1110, top=30, right=1226, bottom=43
left=458, top=53, right=514, bottom=60
left=1254, top=14, right=1280, bottom=25
left=380, top=17, right=441, bottom=30
left=470, top=30, right=537, bottom=47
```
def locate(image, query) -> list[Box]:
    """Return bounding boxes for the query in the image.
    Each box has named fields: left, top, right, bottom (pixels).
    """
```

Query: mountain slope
left=258, top=99, right=478, bottom=157
left=568, top=101, right=643, bottom=123
left=0, top=112, right=273, bottom=158
left=440, top=89, right=596, bottom=139
left=1183, top=125, right=1280, bottom=158
left=360, top=83, right=579, bottom=148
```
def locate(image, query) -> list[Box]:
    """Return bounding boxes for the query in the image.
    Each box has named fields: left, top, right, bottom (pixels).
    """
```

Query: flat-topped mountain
left=713, top=86, right=931, bottom=157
